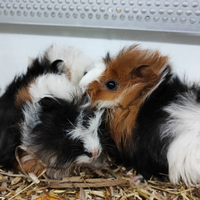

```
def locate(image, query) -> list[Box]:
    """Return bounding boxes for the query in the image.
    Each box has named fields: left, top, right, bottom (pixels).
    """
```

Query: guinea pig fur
left=0, top=47, right=104, bottom=179
left=80, top=44, right=200, bottom=186
left=39, top=44, right=94, bottom=86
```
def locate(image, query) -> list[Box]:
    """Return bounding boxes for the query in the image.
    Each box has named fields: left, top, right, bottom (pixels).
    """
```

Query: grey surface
left=0, top=0, right=200, bottom=33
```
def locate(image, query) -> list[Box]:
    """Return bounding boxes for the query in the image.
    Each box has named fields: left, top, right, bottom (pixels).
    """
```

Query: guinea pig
left=0, top=47, right=104, bottom=179
left=29, top=44, right=94, bottom=86
left=80, top=44, right=200, bottom=186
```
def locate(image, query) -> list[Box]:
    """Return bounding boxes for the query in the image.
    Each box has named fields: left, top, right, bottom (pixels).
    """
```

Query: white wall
left=0, top=24, right=200, bottom=92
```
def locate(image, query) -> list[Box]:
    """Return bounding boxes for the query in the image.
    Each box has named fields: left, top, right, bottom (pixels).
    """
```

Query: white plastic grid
left=0, top=0, right=200, bottom=33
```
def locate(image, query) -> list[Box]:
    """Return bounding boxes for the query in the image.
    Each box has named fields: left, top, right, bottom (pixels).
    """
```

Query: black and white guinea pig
left=80, top=44, right=200, bottom=186
left=0, top=45, right=105, bottom=179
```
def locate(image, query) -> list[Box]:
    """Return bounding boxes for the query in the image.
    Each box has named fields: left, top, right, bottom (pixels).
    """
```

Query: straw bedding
left=1, top=157, right=200, bottom=200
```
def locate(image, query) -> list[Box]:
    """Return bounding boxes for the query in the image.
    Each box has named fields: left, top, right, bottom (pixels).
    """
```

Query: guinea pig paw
left=129, top=174, right=147, bottom=186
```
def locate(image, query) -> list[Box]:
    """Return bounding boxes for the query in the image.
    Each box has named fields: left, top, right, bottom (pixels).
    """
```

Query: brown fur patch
left=14, top=152, right=46, bottom=177
left=88, top=45, right=169, bottom=149
left=15, top=82, right=33, bottom=107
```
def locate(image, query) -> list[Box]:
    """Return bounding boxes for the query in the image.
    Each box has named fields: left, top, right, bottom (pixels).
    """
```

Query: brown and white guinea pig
left=80, top=44, right=200, bottom=186
left=0, top=45, right=107, bottom=179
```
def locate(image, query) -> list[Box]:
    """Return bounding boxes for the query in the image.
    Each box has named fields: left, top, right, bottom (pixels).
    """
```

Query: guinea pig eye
left=64, top=129, right=70, bottom=135
left=105, top=80, right=118, bottom=91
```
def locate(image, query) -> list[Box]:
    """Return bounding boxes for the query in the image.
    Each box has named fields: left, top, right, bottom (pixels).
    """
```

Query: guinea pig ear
left=103, top=52, right=111, bottom=65
left=130, top=65, right=151, bottom=79
left=50, top=59, right=65, bottom=73
left=39, top=97, right=60, bottom=111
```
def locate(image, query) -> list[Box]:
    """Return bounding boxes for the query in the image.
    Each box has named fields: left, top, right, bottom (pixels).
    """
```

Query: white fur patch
left=161, top=91, right=200, bottom=186
left=29, top=73, right=81, bottom=103
left=46, top=44, right=94, bottom=85
left=79, top=62, right=106, bottom=92
left=68, top=109, right=104, bottom=161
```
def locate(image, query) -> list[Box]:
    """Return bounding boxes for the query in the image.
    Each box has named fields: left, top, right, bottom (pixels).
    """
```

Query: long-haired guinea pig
left=0, top=46, right=105, bottom=179
left=80, top=44, right=200, bottom=186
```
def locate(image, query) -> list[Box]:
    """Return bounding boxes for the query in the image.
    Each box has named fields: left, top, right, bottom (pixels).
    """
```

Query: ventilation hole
left=58, top=0, right=62, bottom=3
left=171, top=17, right=177, bottom=23
left=85, top=6, right=90, bottom=11
left=33, top=5, right=38, bottom=10
left=92, top=6, right=97, bottom=11
left=13, top=4, right=17, bottom=9
left=62, top=5, right=67, bottom=10
left=105, top=0, right=109, bottom=5
left=108, top=7, right=113, bottom=12
left=10, top=10, right=14, bottom=15
left=44, top=11, right=49, bottom=17
left=81, top=0, right=86, bottom=3
left=158, top=9, right=164, bottom=15
left=167, top=9, right=173, bottom=15
left=43, top=0, right=48, bottom=3
left=100, top=6, right=105, bottom=12
left=51, top=12, right=56, bottom=17
left=73, top=13, right=78, bottom=18
left=47, top=5, right=52, bottom=10
left=182, top=2, right=188, bottom=7
left=192, top=1, right=198, bottom=7
left=69, top=6, right=74, bottom=11
left=153, top=16, right=159, bottom=22
left=164, top=1, right=170, bottom=6
left=155, top=1, right=161, bottom=6
left=96, top=13, right=101, bottom=19
left=113, top=0, right=117, bottom=5
left=173, top=1, right=179, bottom=7
left=65, top=12, right=70, bottom=18
left=128, top=15, right=133, bottom=20
left=29, top=0, right=34, bottom=3
left=186, top=10, right=192, bottom=16
left=162, top=17, right=168, bottom=22
left=124, top=7, right=129, bottom=13
left=150, top=8, right=155, bottom=14
left=88, top=0, right=93, bottom=4
left=80, top=13, right=85, bottom=18
left=6, top=4, right=11, bottom=9
left=112, top=14, right=117, bottom=20
left=104, top=13, right=109, bottom=19
left=88, top=13, right=93, bottom=18
left=190, top=18, right=196, bottom=24
left=120, top=14, right=125, bottom=20
left=4, top=10, right=8, bottom=16
left=40, top=5, right=45, bottom=10
left=73, top=0, right=78, bottom=4
left=145, top=15, right=150, bottom=21
left=58, top=12, right=63, bottom=17
left=141, top=8, right=147, bottom=14
left=116, top=7, right=122, bottom=13
left=96, top=0, right=101, bottom=4
left=138, top=1, right=143, bottom=6
left=77, top=6, right=82, bottom=11
left=65, top=0, right=70, bottom=3
left=146, top=1, right=152, bottom=6
left=23, top=11, right=28, bottom=16
left=176, top=9, right=183, bottom=15
left=136, top=15, right=142, bottom=21
left=54, top=5, right=59, bottom=10
left=180, top=17, right=186, bottom=23
left=37, top=0, right=41, bottom=2
left=129, top=0, right=134, bottom=5
left=195, top=10, right=200, bottom=16
left=132, top=8, right=138, bottom=13
left=51, top=0, right=56, bottom=3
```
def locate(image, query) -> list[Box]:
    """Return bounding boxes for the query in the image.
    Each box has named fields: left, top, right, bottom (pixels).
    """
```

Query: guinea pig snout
left=85, top=149, right=100, bottom=160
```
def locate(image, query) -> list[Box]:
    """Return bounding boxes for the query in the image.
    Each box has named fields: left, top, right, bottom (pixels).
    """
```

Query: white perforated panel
left=0, top=0, right=200, bottom=33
